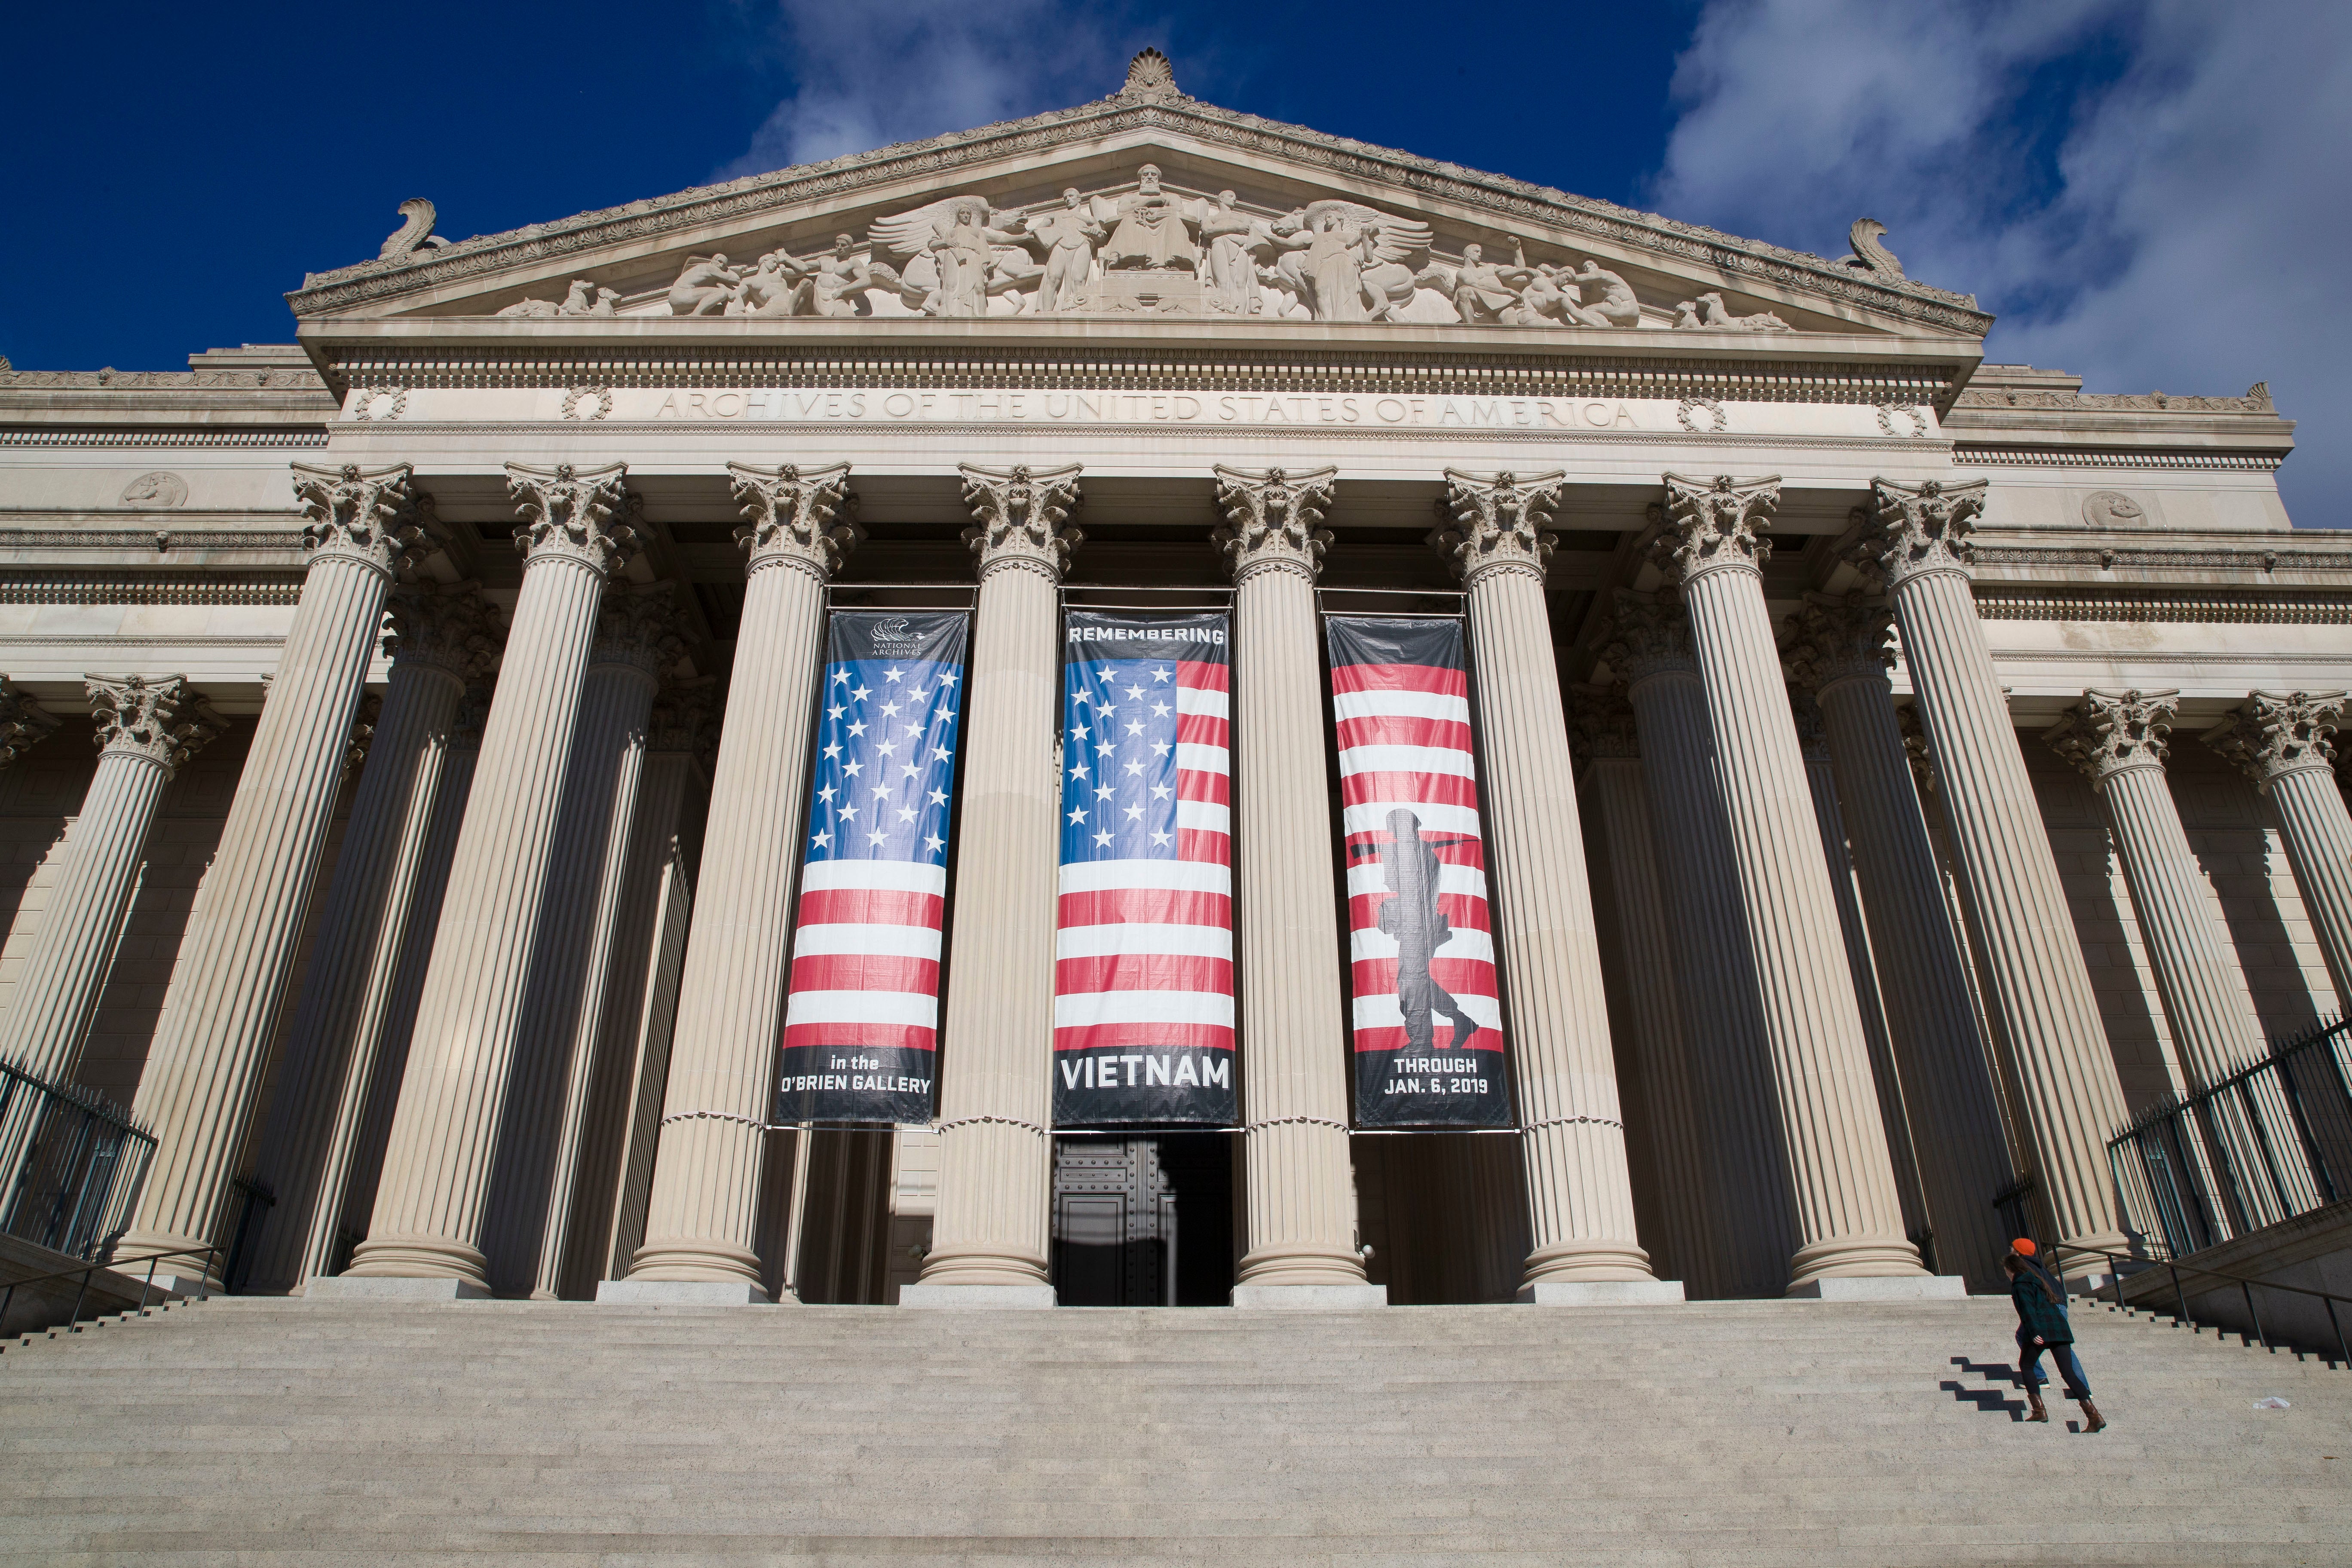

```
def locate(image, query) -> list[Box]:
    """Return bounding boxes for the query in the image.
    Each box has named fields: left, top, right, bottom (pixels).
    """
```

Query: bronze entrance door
left=1049, top=1133, right=1233, bottom=1305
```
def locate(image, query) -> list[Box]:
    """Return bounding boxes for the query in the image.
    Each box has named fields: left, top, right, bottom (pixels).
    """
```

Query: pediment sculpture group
left=495, top=167, right=1794, bottom=331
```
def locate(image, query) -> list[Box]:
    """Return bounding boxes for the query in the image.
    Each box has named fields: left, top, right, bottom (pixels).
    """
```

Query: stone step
left=5, top=1297, right=2345, bottom=1565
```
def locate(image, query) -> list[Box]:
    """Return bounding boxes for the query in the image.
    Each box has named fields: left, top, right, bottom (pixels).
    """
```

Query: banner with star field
left=776, top=611, right=969, bottom=1125
left=1327, top=616, right=1510, bottom=1130
left=1052, top=610, right=1237, bottom=1127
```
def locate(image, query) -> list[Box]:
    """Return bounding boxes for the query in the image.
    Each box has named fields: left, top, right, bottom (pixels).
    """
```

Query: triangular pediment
left=290, top=58, right=1988, bottom=341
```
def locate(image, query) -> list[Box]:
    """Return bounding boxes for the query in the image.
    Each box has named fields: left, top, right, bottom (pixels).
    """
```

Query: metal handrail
left=2052, top=1242, right=2352, bottom=1369
left=0, top=1243, right=221, bottom=1340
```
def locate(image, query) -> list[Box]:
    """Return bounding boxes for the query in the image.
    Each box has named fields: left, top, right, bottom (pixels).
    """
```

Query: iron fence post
left=65, top=1262, right=92, bottom=1331
left=2243, top=1280, right=2269, bottom=1351
left=2171, top=1262, right=2188, bottom=1326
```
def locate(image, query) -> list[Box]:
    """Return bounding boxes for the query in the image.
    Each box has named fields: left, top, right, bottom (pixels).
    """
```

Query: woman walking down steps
left=2007, top=1237, right=2109, bottom=1432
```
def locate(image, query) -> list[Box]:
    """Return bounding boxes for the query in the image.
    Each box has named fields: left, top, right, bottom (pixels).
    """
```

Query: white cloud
left=721, top=1, right=1144, bottom=177
left=1648, top=0, right=2352, bottom=523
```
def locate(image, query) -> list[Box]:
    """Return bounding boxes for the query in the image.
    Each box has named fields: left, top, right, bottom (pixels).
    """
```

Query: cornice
left=0, top=573, right=303, bottom=606
left=286, top=95, right=1988, bottom=334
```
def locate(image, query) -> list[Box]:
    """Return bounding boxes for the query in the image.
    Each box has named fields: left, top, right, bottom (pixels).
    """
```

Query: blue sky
left=7, top=0, right=2346, bottom=519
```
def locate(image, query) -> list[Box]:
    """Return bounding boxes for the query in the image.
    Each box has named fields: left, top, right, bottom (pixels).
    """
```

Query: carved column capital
left=383, top=581, right=502, bottom=683
left=1654, top=472, right=1781, bottom=583
left=1212, top=464, right=1336, bottom=585
left=1599, top=590, right=1695, bottom=686
left=341, top=694, right=383, bottom=784
left=1431, top=468, right=1563, bottom=586
left=2044, top=688, right=2179, bottom=787
left=959, top=462, right=1083, bottom=582
left=1782, top=591, right=1896, bottom=697
left=1566, top=683, right=1641, bottom=762
left=647, top=676, right=722, bottom=770
left=85, top=674, right=221, bottom=776
left=591, top=582, right=688, bottom=680
left=2203, top=690, right=2346, bottom=791
left=1896, top=703, right=1939, bottom=794
left=0, top=678, right=60, bottom=769
left=291, top=462, right=428, bottom=579
left=1789, top=687, right=1831, bottom=761
left=727, top=460, right=860, bottom=582
left=506, top=461, right=640, bottom=577
left=1852, top=476, right=1989, bottom=591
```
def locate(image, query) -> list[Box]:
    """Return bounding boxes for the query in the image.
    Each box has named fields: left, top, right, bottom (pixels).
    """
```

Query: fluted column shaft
left=2271, top=766, right=2352, bottom=1003
left=526, top=660, right=657, bottom=1297
left=0, top=729, right=181, bottom=1083
left=1863, top=478, right=2130, bottom=1257
left=2074, top=751, right=2266, bottom=1092
left=1615, top=643, right=1795, bottom=1297
left=350, top=463, right=634, bottom=1286
left=920, top=558, right=1063, bottom=1287
left=1810, top=670, right=2016, bottom=1289
left=1676, top=564, right=1920, bottom=1282
left=1462, top=564, right=1649, bottom=1285
left=1799, top=743, right=1932, bottom=1241
left=574, top=741, right=701, bottom=1292
left=124, top=539, right=406, bottom=1268
left=631, top=528, right=842, bottom=1287
left=1580, top=750, right=1715, bottom=1289
left=1231, top=562, right=1366, bottom=1287
left=245, top=656, right=468, bottom=1292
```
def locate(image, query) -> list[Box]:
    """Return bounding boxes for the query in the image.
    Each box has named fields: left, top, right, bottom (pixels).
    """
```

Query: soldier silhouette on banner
left=1372, top=808, right=1481, bottom=1054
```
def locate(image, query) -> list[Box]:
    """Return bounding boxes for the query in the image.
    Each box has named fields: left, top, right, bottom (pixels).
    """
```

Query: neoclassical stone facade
left=0, top=54, right=2343, bottom=1306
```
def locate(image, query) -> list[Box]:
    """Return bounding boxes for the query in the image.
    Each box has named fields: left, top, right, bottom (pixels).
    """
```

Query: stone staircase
left=2, top=1292, right=2348, bottom=1565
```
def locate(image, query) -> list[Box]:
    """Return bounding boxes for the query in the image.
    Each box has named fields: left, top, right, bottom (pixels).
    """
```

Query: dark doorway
left=1050, top=1133, right=1234, bottom=1305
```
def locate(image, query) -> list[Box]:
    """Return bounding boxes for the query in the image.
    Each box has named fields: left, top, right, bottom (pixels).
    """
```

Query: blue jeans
left=2018, top=1329, right=2092, bottom=1400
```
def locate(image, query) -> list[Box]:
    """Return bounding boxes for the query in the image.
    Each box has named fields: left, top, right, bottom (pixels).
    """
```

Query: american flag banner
left=1327, top=616, right=1511, bottom=1129
left=1053, top=611, right=1237, bottom=1127
left=776, top=610, right=969, bottom=1125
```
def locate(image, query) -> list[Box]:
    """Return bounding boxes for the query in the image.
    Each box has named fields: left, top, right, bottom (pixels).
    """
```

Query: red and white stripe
left=1333, top=661, right=1504, bottom=1053
left=782, top=859, right=948, bottom=1053
left=1054, top=660, right=1234, bottom=1054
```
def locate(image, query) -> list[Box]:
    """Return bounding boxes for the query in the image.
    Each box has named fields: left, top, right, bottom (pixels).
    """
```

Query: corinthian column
left=122, top=464, right=424, bottom=1283
left=0, top=678, right=218, bottom=1084
left=2206, top=692, right=2352, bottom=1003
left=338, top=462, right=638, bottom=1295
left=1602, top=592, right=1793, bottom=1298
left=510, top=585, right=680, bottom=1298
left=1567, top=689, right=1715, bottom=1291
left=616, top=463, right=854, bottom=1303
left=903, top=464, right=1082, bottom=1308
left=1203, top=465, right=1378, bottom=1307
left=1783, top=594, right=2015, bottom=1291
left=1433, top=470, right=1665, bottom=1302
left=1654, top=474, right=1929, bottom=1292
left=245, top=583, right=500, bottom=1294
left=2047, top=689, right=2299, bottom=1228
left=1853, top=478, right=2131, bottom=1265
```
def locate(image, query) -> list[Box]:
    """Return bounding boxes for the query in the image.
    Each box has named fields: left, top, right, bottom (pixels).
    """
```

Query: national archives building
left=0, top=52, right=2343, bottom=1312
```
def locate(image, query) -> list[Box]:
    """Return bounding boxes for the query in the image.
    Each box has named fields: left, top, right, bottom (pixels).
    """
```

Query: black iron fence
left=2107, top=1014, right=2352, bottom=1258
left=0, top=1054, right=157, bottom=1263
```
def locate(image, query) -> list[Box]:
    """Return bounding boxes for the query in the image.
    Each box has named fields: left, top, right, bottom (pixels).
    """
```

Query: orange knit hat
left=2011, top=1237, right=2037, bottom=1256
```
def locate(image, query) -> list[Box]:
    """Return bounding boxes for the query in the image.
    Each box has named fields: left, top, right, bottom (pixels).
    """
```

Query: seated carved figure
left=1571, top=261, right=1642, bottom=327
left=667, top=254, right=742, bottom=316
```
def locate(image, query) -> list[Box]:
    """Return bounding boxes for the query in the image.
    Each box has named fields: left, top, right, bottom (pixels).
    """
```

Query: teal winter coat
left=2010, top=1264, right=2073, bottom=1344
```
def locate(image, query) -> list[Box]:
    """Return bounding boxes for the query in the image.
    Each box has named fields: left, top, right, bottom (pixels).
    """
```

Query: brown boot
left=2025, top=1387, right=2049, bottom=1422
left=2079, top=1398, right=2107, bottom=1433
